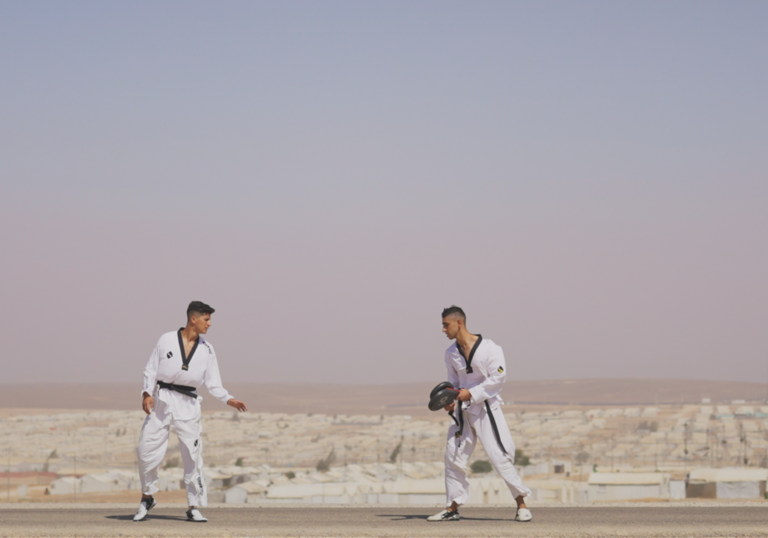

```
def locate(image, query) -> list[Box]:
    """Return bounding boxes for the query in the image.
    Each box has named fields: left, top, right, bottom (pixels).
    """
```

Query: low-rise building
left=687, top=468, right=768, bottom=499
left=224, top=480, right=267, bottom=503
left=49, top=476, right=81, bottom=495
left=588, top=473, right=670, bottom=501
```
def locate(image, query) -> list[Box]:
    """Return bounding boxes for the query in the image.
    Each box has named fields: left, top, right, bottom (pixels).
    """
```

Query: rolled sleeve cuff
left=469, top=387, right=488, bottom=405
left=217, top=392, right=234, bottom=404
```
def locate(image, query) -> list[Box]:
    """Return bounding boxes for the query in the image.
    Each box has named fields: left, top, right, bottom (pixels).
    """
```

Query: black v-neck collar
left=456, top=334, right=482, bottom=373
left=177, top=328, right=199, bottom=371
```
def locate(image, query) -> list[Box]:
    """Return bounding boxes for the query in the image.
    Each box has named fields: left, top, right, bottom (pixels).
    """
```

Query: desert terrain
left=1, top=378, right=765, bottom=415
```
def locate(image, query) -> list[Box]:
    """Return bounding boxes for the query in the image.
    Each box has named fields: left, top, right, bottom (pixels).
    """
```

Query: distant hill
left=0, top=378, right=765, bottom=416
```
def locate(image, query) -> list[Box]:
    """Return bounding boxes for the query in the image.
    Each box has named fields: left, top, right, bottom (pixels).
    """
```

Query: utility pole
left=7, top=447, right=10, bottom=503
left=683, top=422, right=689, bottom=477
left=343, top=445, right=349, bottom=482
left=721, top=424, right=726, bottom=468
left=610, top=440, right=614, bottom=472
left=538, top=418, right=543, bottom=460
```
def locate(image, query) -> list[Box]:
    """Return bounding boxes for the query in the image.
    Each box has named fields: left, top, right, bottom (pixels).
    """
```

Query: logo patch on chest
left=166, top=351, right=173, bottom=359
left=498, top=366, right=504, bottom=373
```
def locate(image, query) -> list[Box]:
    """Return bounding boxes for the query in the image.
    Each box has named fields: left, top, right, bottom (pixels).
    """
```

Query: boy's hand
left=142, top=393, right=154, bottom=415
left=457, top=389, right=472, bottom=402
left=227, top=399, right=248, bottom=412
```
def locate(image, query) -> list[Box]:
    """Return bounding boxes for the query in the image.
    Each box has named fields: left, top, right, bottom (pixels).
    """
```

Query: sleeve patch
left=498, top=366, right=504, bottom=373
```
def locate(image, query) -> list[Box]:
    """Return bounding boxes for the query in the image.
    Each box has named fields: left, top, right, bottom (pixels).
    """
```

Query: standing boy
left=428, top=306, right=533, bottom=522
left=134, top=301, right=247, bottom=522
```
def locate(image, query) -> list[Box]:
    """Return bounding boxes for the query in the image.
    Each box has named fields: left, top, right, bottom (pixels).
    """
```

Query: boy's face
left=191, top=314, right=212, bottom=334
left=442, top=316, right=461, bottom=340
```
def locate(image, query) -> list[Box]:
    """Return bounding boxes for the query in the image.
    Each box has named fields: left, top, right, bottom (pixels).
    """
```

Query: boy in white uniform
left=428, top=306, right=533, bottom=522
left=134, top=301, right=247, bottom=522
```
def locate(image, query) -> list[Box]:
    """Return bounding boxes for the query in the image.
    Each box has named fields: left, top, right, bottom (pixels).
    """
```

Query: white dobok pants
left=137, top=397, right=207, bottom=507
left=444, top=402, right=531, bottom=506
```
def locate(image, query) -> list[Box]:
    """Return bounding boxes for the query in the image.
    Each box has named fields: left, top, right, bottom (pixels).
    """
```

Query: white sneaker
left=133, top=497, right=156, bottom=522
left=186, top=508, right=208, bottom=523
left=515, top=507, right=532, bottom=522
left=427, top=509, right=460, bottom=522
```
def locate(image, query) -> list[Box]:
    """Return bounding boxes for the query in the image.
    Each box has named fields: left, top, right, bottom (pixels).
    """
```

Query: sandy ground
left=1, top=504, right=768, bottom=537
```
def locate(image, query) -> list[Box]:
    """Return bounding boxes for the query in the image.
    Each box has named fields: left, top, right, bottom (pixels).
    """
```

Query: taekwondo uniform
left=137, top=329, right=235, bottom=507
left=443, top=335, right=531, bottom=507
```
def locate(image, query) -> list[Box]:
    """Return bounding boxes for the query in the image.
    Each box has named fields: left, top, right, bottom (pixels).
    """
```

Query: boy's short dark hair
left=187, top=301, right=215, bottom=320
left=441, top=305, right=466, bottom=321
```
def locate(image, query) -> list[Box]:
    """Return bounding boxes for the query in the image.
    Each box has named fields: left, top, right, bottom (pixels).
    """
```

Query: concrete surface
left=1, top=504, right=768, bottom=537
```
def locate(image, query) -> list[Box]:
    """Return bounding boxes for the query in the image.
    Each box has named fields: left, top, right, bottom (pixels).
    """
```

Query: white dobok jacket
left=142, top=329, right=234, bottom=420
left=445, top=335, right=506, bottom=415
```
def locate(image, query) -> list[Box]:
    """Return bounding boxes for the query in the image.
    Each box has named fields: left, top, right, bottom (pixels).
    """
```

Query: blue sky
left=1, top=1, right=767, bottom=385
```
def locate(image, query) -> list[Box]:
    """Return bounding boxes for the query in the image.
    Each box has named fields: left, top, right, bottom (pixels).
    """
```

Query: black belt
left=450, top=400, right=507, bottom=455
left=157, top=381, right=198, bottom=399
left=450, top=402, right=465, bottom=440
left=485, top=400, right=508, bottom=455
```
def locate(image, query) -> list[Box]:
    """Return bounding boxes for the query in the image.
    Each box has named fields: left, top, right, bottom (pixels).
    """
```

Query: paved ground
left=1, top=504, right=768, bottom=537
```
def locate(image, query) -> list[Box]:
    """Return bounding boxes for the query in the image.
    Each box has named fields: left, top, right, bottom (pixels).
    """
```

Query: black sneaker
left=427, top=509, right=460, bottom=521
left=133, top=497, right=156, bottom=522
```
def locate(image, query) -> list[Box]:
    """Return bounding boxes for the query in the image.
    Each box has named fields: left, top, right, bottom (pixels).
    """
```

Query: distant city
left=2, top=399, right=767, bottom=504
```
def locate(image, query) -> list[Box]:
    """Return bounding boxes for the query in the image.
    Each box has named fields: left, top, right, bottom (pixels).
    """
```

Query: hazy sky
left=1, top=1, right=767, bottom=386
